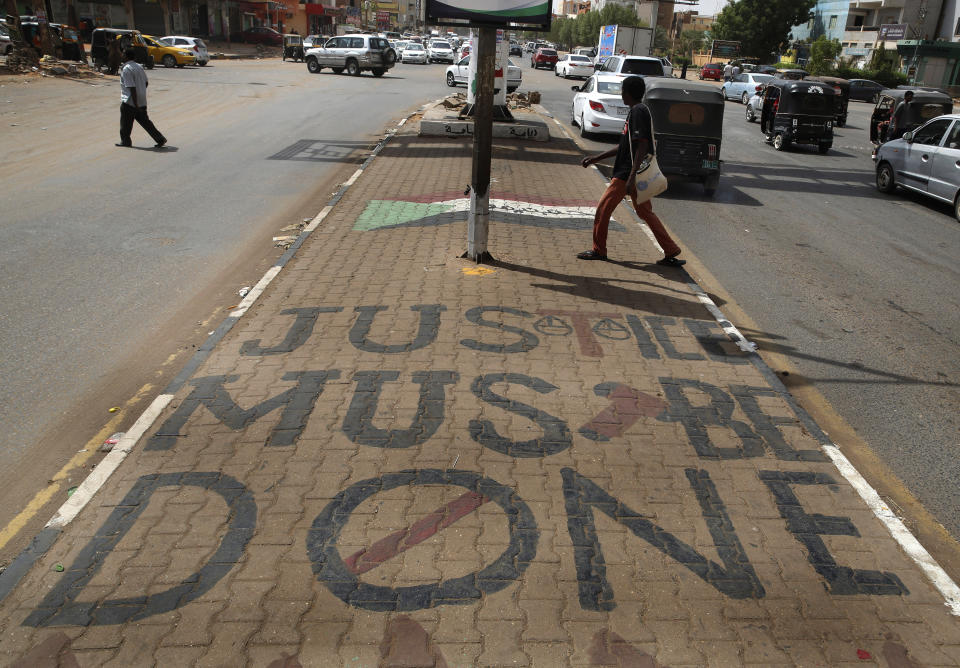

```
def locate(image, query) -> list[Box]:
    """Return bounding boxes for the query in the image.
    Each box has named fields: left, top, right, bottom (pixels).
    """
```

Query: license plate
left=616, top=107, right=627, bottom=116
left=702, top=159, right=719, bottom=169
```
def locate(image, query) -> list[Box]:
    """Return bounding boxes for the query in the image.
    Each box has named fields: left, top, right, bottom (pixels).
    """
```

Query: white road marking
left=230, top=265, right=282, bottom=318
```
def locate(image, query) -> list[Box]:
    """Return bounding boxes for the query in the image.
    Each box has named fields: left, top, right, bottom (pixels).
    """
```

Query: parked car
left=446, top=55, right=521, bottom=93
left=556, top=53, right=594, bottom=79
left=304, top=34, right=397, bottom=76
left=597, top=55, right=664, bottom=77
left=400, top=42, right=427, bottom=64
left=570, top=74, right=632, bottom=137
left=757, top=65, right=778, bottom=75
left=230, top=26, right=282, bottom=46
left=142, top=34, right=195, bottom=67
left=875, top=114, right=960, bottom=221
left=428, top=39, right=454, bottom=63
left=161, top=35, right=208, bottom=65
left=530, top=47, right=558, bottom=69
left=721, top=72, right=774, bottom=104
left=1, top=24, right=12, bottom=55
left=658, top=56, right=673, bottom=77
left=699, top=62, right=724, bottom=81
left=849, top=78, right=884, bottom=103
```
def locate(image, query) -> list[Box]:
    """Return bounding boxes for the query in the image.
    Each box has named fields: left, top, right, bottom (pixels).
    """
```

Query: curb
left=542, top=108, right=960, bottom=616
left=0, top=98, right=443, bottom=604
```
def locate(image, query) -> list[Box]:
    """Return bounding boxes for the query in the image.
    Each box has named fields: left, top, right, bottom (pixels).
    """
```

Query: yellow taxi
left=142, top=34, right=196, bottom=68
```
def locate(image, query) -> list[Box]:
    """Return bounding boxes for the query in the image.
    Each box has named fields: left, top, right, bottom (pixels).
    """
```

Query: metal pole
left=466, top=25, right=495, bottom=263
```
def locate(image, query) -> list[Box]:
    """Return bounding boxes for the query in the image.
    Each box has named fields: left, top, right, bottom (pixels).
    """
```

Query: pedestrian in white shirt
left=723, top=62, right=732, bottom=82
left=117, top=48, right=167, bottom=149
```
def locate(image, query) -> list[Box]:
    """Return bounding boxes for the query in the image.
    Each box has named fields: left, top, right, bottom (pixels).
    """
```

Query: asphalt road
left=0, top=58, right=443, bottom=557
left=533, top=65, right=960, bottom=541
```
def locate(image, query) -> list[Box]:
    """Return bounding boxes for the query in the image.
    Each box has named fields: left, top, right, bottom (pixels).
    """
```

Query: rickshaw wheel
left=818, top=144, right=830, bottom=154
left=772, top=133, right=788, bottom=151
left=836, top=118, right=845, bottom=128
left=876, top=162, right=896, bottom=194
left=745, top=107, right=755, bottom=123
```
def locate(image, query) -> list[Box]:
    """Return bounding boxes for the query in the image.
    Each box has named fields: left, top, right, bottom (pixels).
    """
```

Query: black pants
left=119, top=103, right=165, bottom=146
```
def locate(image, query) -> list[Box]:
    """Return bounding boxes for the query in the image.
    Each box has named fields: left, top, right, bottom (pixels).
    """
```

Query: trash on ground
left=53, top=563, right=64, bottom=572
left=101, top=432, right=124, bottom=452
left=108, top=406, right=120, bottom=413
left=238, top=286, right=251, bottom=298
left=66, top=486, right=78, bottom=497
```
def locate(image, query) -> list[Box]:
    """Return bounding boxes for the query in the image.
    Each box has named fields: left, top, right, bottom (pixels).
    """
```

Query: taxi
left=142, top=34, right=195, bottom=68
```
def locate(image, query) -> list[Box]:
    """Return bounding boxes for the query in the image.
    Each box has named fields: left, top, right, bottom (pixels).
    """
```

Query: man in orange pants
left=577, top=76, right=684, bottom=267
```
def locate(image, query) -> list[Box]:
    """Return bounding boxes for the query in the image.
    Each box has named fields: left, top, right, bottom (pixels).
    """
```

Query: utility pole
left=465, top=26, right=496, bottom=263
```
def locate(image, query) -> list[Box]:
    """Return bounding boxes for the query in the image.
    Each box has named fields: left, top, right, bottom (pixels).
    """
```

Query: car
left=570, top=74, right=632, bottom=137
left=428, top=39, right=454, bottom=63
left=555, top=53, right=594, bottom=79
left=721, top=72, right=774, bottom=104
left=658, top=56, right=673, bottom=77
left=509, top=42, right=522, bottom=56
left=530, top=47, right=557, bottom=69
left=744, top=90, right=763, bottom=122
left=596, top=55, right=664, bottom=77
left=757, top=65, right=778, bottom=75
left=142, top=34, right=195, bottom=67
left=230, top=26, right=282, bottom=46
left=699, top=62, right=724, bottom=81
left=446, top=55, right=521, bottom=93
left=875, top=113, right=960, bottom=221
left=1, top=24, right=11, bottom=55
left=400, top=42, right=427, bottom=64
left=458, top=43, right=471, bottom=59
left=161, top=35, right=208, bottom=65
left=524, top=41, right=536, bottom=52
left=303, top=34, right=324, bottom=49
left=573, top=46, right=596, bottom=60
left=304, top=34, right=397, bottom=76
left=849, top=78, right=885, bottom=103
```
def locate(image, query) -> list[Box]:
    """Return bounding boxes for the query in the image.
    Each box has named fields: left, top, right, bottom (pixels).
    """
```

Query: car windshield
left=597, top=80, right=623, bottom=94
left=159, top=37, right=173, bottom=46
left=570, top=55, right=591, bottom=62
left=432, top=41, right=450, bottom=48
left=707, top=63, right=721, bottom=69
left=370, top=37, right=389, bottom=49
left=621, top=59, right=663, bottom=75
left=406, top=44, right=423, bottom=51
left=540, top=49, right=557, bottom=55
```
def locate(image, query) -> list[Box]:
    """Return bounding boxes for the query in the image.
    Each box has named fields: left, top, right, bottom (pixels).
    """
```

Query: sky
left=693, top=0, right=730, bottom=17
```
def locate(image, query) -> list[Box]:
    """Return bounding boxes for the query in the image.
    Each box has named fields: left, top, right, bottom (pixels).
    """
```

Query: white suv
left=597, top=55, right=667, bottom=78
left=305, top=34, right=397, bottom=77
left=428, top=39, right=454, bottom=63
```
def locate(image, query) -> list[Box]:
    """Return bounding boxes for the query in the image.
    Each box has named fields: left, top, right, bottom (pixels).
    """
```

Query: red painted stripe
left=344, top=491, right=489, bottom=575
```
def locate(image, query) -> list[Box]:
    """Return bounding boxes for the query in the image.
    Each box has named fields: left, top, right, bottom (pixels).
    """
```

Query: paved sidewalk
left=2, top=115, right=959, bottom=667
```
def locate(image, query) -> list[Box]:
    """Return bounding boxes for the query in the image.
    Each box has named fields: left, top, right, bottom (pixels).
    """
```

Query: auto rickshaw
left=643, top=78, right=724, bottom=196
left=759, top=79, right=837, bottom=153
left=90, top=28, right=152, bottom=70
left=282, top=34, right=304, bottom=62
left=779, top=68, right=808, bottom=81
left=870, top=88, right=953, bottom=144
left=806, top=75, right=850, bottom=127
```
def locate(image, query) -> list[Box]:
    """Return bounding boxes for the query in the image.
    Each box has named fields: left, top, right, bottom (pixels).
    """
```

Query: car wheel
left=741, top=91, right=750, bottom=104
left=446, top=71, right=456, bottom=87
left=372, top=68, right=385, bottom=77
left=876, top=162, right=896, bottom=193
left=307, top=57, right=321, bottom=73
left=818, top=143, right=830, bottom=154
left=346, top=59, right=360, bottom=76
left=872, top=93, right=879, bottom=104
left=162, top=54, right=176, bottom=68
left=332, top=67, right=343, bottom=74
left=579, top=113, right=591, bottom=139
left=745, top=106, right=755, bottom=123
left=954, top=193, right=960, bottom=223
left=198, top=60, right=207, bottom=66
left=571, top=105, right=577, bottom=126
left=772, top=133, right=787, bottom=151
left=836, top=118, right=845, bottom=128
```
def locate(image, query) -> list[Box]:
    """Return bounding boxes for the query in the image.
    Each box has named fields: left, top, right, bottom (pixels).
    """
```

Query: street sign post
left=425, top=0, right=550, bottom=263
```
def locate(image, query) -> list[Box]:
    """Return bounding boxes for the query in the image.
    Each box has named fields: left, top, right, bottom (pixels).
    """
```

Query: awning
left=305, top=3, right=324, bottom=15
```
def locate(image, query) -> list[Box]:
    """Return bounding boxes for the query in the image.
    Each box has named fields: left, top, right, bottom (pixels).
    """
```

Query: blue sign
left=597, top=25, right=616, bottom=63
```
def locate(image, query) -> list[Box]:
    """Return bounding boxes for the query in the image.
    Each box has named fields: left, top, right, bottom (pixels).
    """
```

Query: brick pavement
left=2, top=118, right=960, bottom=667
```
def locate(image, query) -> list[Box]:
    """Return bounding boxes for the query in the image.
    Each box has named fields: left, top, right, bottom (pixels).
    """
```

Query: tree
left=712, top=0, right=816, bottom=61
left=807, top=35, right=841, bottom=75
left=677, top=29, right=706, bottom=60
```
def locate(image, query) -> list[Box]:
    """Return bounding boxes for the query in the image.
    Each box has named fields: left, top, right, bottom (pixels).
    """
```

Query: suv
left=597, top=55, right=665, bottom=77
left=305, top=34, right=397, bottom=76
left=699, top=63, right=724, bottom=81
left=531, top=47, right=558, bottom=70
left=428, top=39, right=454, bottom=63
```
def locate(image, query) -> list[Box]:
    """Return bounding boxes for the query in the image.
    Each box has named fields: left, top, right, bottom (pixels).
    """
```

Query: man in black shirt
left=578, top=76, right=683, bottom=265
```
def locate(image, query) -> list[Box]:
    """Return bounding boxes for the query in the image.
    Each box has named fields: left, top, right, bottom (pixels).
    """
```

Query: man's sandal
left=577, top=250, right=608, bottom=261
left=656, top=256, right=686, bottom=267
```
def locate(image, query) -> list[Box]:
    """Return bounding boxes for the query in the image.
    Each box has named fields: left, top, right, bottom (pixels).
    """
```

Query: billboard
left=711, top=39, right=740, bottom=59
left=878, top=23, right=908, bottom=40
left=597, top=24, right=617, bottom=63
left=425, top=0, right=550, bottom=29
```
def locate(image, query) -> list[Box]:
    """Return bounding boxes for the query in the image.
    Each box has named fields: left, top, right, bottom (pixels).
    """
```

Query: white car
left=161, top=35, right=208, bottom=66
left=401, top=43, right=427, bottom=64
left=596, top=55, right=666, bottom=78
left=745, top=90, right=763, bottom=122
left=659, top=56, right=673, bottom=77
left=428, top=40, right=454, bottom=64
left=393, top=40, right=408, bottom=60
left=722, top=72, right=774, bottom=104
left=445, top=56, right=522, bottom=93
left=555, top=53, right=594, bottom=79
left=571, top=74, right=631, bottom=137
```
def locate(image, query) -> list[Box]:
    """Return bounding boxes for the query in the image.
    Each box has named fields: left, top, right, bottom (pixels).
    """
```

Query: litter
left=108, top=406, right=120, bottom=413
left=101, top=432, right=124, bottom=452
left=238, top=286, right=251, bottom=298
left=66, top=487, right=77, bottom=497
left=53, top=563, right=64, bottom=572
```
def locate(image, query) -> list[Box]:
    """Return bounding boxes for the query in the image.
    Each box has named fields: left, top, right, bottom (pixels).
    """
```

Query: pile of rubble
left=3, top=49, right=101, bottom=79
left=507, top=91, right=541, bottom=108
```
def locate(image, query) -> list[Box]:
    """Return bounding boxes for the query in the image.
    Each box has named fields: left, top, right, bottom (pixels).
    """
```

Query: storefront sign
left=878, top=23, right=908, bottom=40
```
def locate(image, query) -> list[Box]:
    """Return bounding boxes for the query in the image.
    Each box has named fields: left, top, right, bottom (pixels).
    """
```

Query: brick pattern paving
left=2, top=128, right=959, bottom=667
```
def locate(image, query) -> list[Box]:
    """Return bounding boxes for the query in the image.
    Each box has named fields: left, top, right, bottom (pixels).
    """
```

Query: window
left=582, top=78, right=595, bottom=93
left=912, top=118, right=951, bottom=146
left=326, top=37, right=344, bottom=48
left=828, top=15, right=838, bottom=29
left=597, top=80, right=622, bottom=94
left=946, top=121, right=960, bottom=148
left=348, top=37, right=364, bottom=48
left=620, top=58, right=663, bottom=75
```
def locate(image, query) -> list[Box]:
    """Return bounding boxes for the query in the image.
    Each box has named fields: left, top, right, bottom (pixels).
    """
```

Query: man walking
left=888, top=90, right=913, bottom=140
left=723, top=62, right=732, bottom=82
left=577, top=76, right=684, bottom=267
left=117, top=48, right=167, bottom=149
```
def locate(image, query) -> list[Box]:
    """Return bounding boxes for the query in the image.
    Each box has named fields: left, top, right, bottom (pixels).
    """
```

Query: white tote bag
left=628, top=110, right=668, bottom=204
